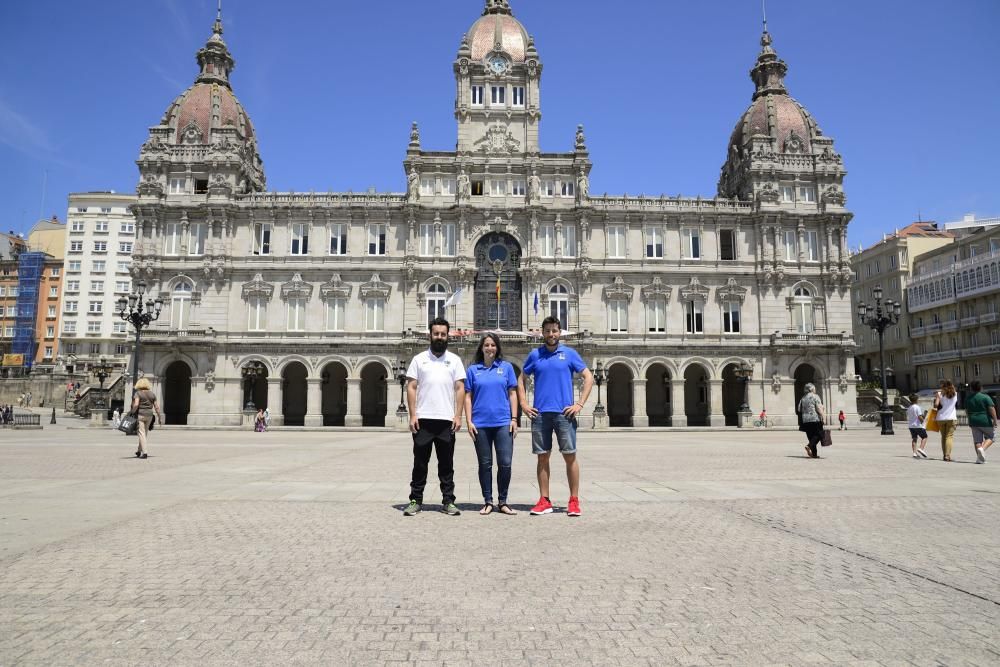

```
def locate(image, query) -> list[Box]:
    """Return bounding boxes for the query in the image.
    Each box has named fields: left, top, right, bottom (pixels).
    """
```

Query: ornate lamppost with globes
left=734, top=361, right=753, bottom=425
left=242, top=361, right=265, bottom=410
left=593, top=361, right=606, bottom=417
left=857, top=286, right=901, bottom=435
left=93, top=356, right=113, bottom=390
left=116, top=281, right=163, bottom=392
left=395, top=360, right=408, bottom=416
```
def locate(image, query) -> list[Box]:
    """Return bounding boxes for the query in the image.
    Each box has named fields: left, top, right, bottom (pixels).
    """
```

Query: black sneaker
left=140, top=453, right=148, bottom=459
left=441, top=503, right=461, bottom=516
left=403, top=501, right=421, bottom=516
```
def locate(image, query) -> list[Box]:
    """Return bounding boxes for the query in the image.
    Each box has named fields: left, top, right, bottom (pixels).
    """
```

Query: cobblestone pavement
left=1, top=426, right=999, bottom=666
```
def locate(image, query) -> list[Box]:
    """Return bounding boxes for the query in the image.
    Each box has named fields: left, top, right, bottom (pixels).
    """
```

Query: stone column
left=670, top=380, right=686, bottom=427
left=304, top=379, right=323, bottom=427
left=632, top=378, right=647, bottom=428
left=345, top=378, right=363, bottom=427
left=267, top=377, right=283, bottom=427
left=709, top=379, right=726, bottom=427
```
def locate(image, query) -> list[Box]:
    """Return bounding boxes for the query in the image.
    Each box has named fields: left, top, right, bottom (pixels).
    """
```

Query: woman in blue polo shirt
left=464, top=333, right=519, bottom=515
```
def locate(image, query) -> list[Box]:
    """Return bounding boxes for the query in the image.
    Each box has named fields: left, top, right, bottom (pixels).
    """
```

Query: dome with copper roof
left=466, top=0, right=531, bottom=63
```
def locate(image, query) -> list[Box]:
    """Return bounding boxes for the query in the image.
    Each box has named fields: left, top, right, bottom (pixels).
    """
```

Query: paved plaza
left=1, top=423, right=999, bottom=666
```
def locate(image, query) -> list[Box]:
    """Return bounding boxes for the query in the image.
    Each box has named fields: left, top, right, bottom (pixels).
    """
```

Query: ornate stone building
left=131, top=1, right=858, bottom=427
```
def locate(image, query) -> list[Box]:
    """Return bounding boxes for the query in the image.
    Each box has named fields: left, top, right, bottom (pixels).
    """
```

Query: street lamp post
left=593, top=361, right=606, bottom=416
left=116, top=281, right=163, bottom=392
left=857, top=286, right=901, bottom=435
left=93, top=356, right=113, bottom=390
left=241, top=361, right=265, bottom=410
left=734, top=362, right=753, bottom=412
left=395, top=360, right=408, bottom=415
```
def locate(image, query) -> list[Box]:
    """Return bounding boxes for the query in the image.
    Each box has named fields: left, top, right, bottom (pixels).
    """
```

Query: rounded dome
left=729, top=93, right=817, bottom=154
left=161, top=82, right=256, bottom=146
left=468, top=12, right=530, bottom=63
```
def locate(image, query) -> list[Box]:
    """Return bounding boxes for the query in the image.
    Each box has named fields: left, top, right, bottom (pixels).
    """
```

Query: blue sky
left=1, top=0, right=997, bottom=250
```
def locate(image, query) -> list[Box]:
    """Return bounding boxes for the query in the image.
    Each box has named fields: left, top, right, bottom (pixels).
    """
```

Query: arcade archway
left=321, top=362, right=348, bottom=426
left=607, top=364, right=634, bottom=427
left=282, top=362, right=308, bottom=427
left=361, top=362, right=388, bottom=427
left=684, top=364, right=710, bottom=427
left=646, top=364, right=672, bottom=426
left=163, top=360, right=192, bottom=425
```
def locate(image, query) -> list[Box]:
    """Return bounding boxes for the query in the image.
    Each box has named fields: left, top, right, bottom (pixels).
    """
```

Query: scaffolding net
left=12, top=251, right=44, bottom=368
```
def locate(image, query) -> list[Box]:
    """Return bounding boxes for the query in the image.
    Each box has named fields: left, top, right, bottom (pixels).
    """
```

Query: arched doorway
left=721, top=363, right=744, bottom=426
left=794, top=364, right=820, bottom=408
left=646, top=364, right=671, bottom=426
left=321, top=362, right=348, bottom=426
left=282, top=362, right=308, bottom=427
left=360, top=362, right=388, bottom=427
left=684, top=364, right=710, bottom=427
left=241, top=361, right=268, bottom=411
left=163, top=361, right=192, bottom=425
left=474, top=232, right=522, bottom=331
left=607, top=364, right=634, bottom=427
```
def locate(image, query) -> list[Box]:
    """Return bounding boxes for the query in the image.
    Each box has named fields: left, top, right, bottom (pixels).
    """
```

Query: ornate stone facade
left=131, top=2, right=858, bottom=427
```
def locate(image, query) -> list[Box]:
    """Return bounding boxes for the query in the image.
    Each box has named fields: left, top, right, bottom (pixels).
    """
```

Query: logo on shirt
left=496, top=367, right=504, bottom=375
left=558, top=352, right=566, bottom=361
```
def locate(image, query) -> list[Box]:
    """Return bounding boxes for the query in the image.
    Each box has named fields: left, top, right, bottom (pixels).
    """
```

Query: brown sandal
left=479, top=503, right=494, bottom=515
left=497, top=503, right=517, bottom=515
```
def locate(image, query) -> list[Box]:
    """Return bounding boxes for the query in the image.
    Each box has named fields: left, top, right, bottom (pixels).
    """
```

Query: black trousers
left=409, top=419, right=456, bottom=505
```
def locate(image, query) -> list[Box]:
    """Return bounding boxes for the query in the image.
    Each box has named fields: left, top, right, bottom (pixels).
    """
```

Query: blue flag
left=533, top=291, right=539, bottom=315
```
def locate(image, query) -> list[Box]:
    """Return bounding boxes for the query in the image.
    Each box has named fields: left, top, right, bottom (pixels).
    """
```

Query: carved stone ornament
left=320, top=274, right=351, bottom=300
left=575, top=124, right=587, bottom=151
left=839, top=374, right=849, bottom=393
left=757, top=182, right=780, bottom=203
left=680, top=277, right=711, bottom=303
left=409, top=122, right=420, bottom=148
left=359, top=273, right=392, bottom=300
left=783, top=130, right=805, bottom=154
left=603, top=275, right=635, bottom=302
left=474, top=124, right=521, bottom=155
left=641, top=276, right=672, bottom=301
left=241, top=273, right=273, bottom=300
left=204, top=369, right=215, bottom=393
left=281, top=273, right=313, bottom=300
left=138, top=174, right=163, bottom=196
left=771, top=373, right=782, bottom=391
left=821, top=185, right=847, bottom=206
left=181, top=120, right=203, bottom=144
left=717, top=277, right=748, bottom=304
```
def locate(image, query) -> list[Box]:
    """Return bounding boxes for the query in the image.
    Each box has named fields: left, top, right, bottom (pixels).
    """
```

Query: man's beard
left=430, top=339, right=448, bottom=355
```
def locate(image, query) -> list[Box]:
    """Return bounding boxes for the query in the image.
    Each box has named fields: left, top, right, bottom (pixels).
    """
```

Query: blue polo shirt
left=523, top=344, right=587, bottom=413
left=464, top=360, right=517, bottom=427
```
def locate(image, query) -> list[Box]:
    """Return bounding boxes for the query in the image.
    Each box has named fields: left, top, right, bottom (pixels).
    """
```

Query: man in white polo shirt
left=403, top=317, right=467, bottom=516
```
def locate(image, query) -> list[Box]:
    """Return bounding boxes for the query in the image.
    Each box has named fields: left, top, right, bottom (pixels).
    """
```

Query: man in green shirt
left=965, top=380, right=997, bottom=464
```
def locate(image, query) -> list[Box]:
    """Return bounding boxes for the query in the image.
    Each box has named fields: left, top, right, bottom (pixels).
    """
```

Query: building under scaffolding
left=11, top=251, right=44, bottom=373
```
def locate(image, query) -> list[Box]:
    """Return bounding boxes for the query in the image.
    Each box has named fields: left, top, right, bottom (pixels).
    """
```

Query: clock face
left=488, top=55, right=509, bottom=75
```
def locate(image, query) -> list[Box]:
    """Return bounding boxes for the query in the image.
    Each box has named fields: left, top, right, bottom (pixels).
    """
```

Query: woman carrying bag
left=797, top=383, right=826, bottom=459
left=932, top=379, right=959, bottom=462
left=130, top=378, right=164, bottom=459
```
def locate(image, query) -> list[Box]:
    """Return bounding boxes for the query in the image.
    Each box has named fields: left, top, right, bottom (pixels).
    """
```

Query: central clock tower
left=454, top=0, right=541, bottom=156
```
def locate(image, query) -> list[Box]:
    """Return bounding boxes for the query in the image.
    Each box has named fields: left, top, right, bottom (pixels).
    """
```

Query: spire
left=483, top=0, right=512, bottom=16
left=750, top=28, right=788, bottom=100
left=195, top=2, right=235, bottom=87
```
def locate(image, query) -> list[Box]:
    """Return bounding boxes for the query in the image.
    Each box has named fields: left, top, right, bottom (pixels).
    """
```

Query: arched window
left=791, top=286, right=815, bottom=333
left=549, top=284, right=569, bottom=329
left=976, top=267, right=984, bottom=288
left=426, top=282, right=448, bottom=329
left=171, top=281, right=193, bottom=330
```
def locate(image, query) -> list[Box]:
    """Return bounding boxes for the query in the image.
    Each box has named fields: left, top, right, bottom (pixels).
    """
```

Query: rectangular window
left=368, top=224, right=386, bottom=255
left=539, top=225, right=555, bottom=258
left=607, top=225, right=626, bottom=259
left=328, top=223, right=347, bottom=255
left=719, top=229, right=736, bottom=261
left=63, top=321, right=76, bottom=334
left=47, top=306, right=56, bottom=318
left=92, top=260, right=106, bottom=272
left=682, top=228, right=701, bottom=259
left=974, top=362, right=982, bottom=377
left=805, top=230, right=819, bottom=262
left=87, top=321, right=101, bottom=334
left=471, top=85, right=484, bottom=106
left=44, top=346, right=53, bottom=359
left=45, top=326, right=54, bottom=338
left=512, top=86, right=525, bottom=106
left=780, top=185, right=795, bottom=202
left=798, top=186, right=816, bottom=202
left=290, top=223, right=309, bottom=255
left=95, top=220, right=109, bottom=233
left=442, top=223, right=456, bottom=257
left=117, top=261, right=129, bottom=273
left=188, top=223, right=207, bottom=256
left=70, top=221, right=85, bottom=232
left=88, top=301, right=103, bottom=314
left=90, top=281, right=104, bottom=292
left=723, top=302, right=741, bottom=333
left=49, top=286, right=58, bottom=298
left=169, top=178, right=186, bottom=194
left=471, top=180, right=484, bottom=196
left=248, top=298, right=266, bottom=331
left=287, top=298, right=306, bottom=331
left=609, top=301, right=628, bottom=333
left=420, top=177, right=435, bottom=196
left=562, top=225, right=577, bottom=258
left=50, top=267, right=61, bottom=277
left=784, top=230, right=797, bottom=261
left=491, top=86, right=505, bottom=105
left=113, top=322, right=127, bottom=334
left=646, top=227, right=664, bottom=259
left=115, top=343, right=127, bottom=355
left=252, top=223, right=272, bottom=255
left=561, top=181, right=575, bottom=198
left=69, top=241, right=83, bottom=252
left=543, top=180, right=555, bottom=197
left=490, top=179, right=506, bottom=196
left=511, top=180, right=526, bottom=196
left=164, top=222, right=180, bottom=255
left=65, top=301, right=78, bottom=313
left=419, top=224, right=434, bottom=256
left=100, top=207, right=111, bottom=214
left=647, top=300, right=666, bottom=333
left=685, top=301, right=704, bottom=334
left=365, top=299, right=384, bottom=331
left=889, top=254, right=897, bottom=269
left=441, top=179, right=456, bottom=196
left=326, top=298, right=345, bottom=331
left=115, top=281, right=130, bottom=293
left=68, top=261, right=81, bottom=271
left=120, top=222, right=135, bottom=234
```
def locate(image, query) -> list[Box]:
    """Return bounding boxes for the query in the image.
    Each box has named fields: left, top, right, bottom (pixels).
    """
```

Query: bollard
left=50, top=407, right=57, bottom=424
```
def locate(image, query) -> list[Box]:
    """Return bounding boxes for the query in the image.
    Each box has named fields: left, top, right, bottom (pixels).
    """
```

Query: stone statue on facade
left=576, top=169, right=589, bottom=204
left=528, top=169, right=541, bottom=204
left=407, top=168, right=420, bottom=201
left=457, top=169, right=471, bottom=203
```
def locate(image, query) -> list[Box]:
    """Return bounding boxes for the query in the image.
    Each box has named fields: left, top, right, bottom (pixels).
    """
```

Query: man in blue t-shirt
left=518, top=316, right=593, bottom=517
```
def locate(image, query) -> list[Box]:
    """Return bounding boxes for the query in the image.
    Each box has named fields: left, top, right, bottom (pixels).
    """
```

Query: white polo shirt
left=407, top=350, right=466, bottom=420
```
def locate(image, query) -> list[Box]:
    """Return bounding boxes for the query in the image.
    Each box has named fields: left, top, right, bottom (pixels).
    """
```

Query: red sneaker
left=529, top=497, right=553, bottom=515
left=567, top=496, right=581, bottom=517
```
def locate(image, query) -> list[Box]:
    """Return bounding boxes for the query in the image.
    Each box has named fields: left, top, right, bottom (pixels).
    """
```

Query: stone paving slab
left=1, top=426, right=998, bottom=665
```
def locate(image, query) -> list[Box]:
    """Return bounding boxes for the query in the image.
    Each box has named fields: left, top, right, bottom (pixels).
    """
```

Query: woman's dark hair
left=474, top=333, right=504, bottom=365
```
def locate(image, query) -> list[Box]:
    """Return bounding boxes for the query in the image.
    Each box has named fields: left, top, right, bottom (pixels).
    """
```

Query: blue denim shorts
left=531, top=412, right=577, bottom=455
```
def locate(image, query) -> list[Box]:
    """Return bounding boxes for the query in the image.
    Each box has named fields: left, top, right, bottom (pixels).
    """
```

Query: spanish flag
left=495, top=276, right=501, bottom=300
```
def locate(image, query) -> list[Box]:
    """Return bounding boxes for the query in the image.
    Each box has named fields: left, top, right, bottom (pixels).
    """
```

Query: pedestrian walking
left=254, top=408, right=267, bottom=432
left=518, top=316, right=594, bottom=517
left=933, top=380, right=959, bottom=462
left=464, top=333, right=519, bottom=516
left=797, top=383, right=825, bottom=459
left=130, top=378, right=163, bottom=459
left=906, top=394, right=928, bottom=459
left=838, top=410, right=846, bottom=430
left=403, top=317, right=466, bottom=517
left=111, top=409, right=121, bottom=430
left=964, top=380, right=997, bottom=464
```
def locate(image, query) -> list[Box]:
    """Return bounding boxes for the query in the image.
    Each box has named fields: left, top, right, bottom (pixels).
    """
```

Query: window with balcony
left=426, top=283, right=448, bottom=329
left=169, top=178, right=186, bottom=194
left=490, top=179, right=506, bottom=196
left=792, top=286, right=815, bottom=333
left=171, top=281, right=192, bottom=329
left=47, top=305, right=56, bottom=318
left=550, top=285, right=569, bottom=327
